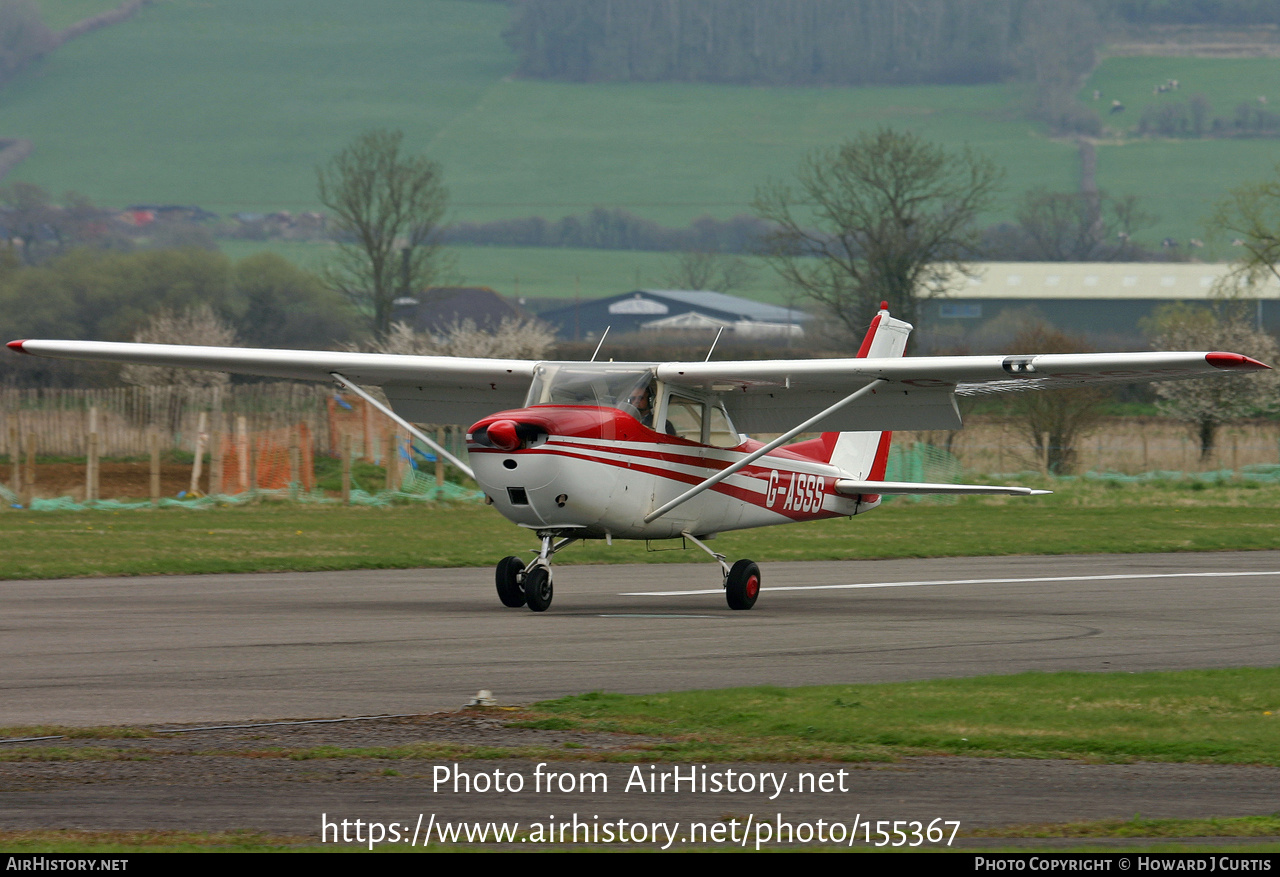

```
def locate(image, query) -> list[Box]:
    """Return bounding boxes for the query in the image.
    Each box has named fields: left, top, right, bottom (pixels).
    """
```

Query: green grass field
left=217, top=240, right=792, bottom=303
left=533, top=669, right=1280, bottom=765
left=33, top=0, right=122, bottom=31
left=1080, top=56, right=1280, bottom=248
left=3, top=479, right=1278, bottom=580
left=10, top=3, right=1280, bottom=258
left=1082, top=56, right=1280, bottom=133
left=0, top=1, right=1062, bottom=227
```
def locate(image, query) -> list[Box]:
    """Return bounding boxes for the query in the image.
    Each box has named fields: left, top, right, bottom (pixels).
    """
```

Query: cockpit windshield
left=524, top=365, right=656, bottom=414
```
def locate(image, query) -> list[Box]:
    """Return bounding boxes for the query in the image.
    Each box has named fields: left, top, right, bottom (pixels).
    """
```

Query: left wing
left=658, top=351, right=1269, bottom=433
left=7, top=340, right=535, bottom=425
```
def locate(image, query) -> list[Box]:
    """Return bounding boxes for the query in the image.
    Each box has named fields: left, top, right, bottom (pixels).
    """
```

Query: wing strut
left=642, top=379, right=887, bottom=524
left=330, top=372, right=476, bottom=481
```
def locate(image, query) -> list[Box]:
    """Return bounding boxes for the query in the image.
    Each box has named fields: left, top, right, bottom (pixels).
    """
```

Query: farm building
left=391, top=287, right=533, bottom=334
left=920, top=262, right=1280, bottom=349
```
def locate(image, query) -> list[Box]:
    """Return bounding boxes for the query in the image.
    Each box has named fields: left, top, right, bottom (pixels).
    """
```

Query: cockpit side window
left=665, top=394, right=704, bottom=442
left=662, top=393, right=740, bottom=447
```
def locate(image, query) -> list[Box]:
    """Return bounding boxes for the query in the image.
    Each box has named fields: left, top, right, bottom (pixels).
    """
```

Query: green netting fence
left=2, top=439, right=484, bottom=511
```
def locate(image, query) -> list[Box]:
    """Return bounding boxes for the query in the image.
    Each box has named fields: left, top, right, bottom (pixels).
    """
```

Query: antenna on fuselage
left=589, top=326, right=611, bottom=362
left=704, top=326, right=725, bottom=362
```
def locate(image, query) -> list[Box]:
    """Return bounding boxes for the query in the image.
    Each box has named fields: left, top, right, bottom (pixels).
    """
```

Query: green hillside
left=34, top=1, right=121, bottom=31
left=217, top=240, right=789, bottom=303
left=3, top=2, right=1278, bottom=257
left=4, top=0, right=1071, bottom=224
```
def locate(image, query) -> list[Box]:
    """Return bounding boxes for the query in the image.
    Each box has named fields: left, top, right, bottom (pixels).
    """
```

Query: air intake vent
left=506, top=487, right=529, bottom=506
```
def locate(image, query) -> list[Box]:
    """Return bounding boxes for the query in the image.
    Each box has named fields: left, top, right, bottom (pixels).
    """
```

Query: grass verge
left=2, top=479, right=1278, bottom=580
left=529, top=669, right=1280, bottom=766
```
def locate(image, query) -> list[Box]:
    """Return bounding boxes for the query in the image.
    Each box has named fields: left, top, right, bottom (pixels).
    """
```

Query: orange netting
left=217, top=423, right=315, bottom=494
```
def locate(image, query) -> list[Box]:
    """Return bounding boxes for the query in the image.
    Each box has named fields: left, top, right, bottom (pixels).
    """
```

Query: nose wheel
left=523, top=566, right=553, bottom=612
left=495, top=556, right=527, bottom=607
left=494, top=532, right=576, bottom=612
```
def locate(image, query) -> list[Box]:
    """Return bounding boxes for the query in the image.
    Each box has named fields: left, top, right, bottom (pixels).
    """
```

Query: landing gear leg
left=520, top=533, right=577, bottom=613
left=681, top=532, right=760, bottom=610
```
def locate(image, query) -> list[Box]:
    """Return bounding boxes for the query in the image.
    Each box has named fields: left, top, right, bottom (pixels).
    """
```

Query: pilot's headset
left=621, top=377, right=653, bottom=416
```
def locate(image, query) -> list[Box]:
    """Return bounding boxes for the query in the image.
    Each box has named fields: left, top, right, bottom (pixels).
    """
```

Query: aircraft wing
left=658, top=351, right=1269, bottom=433
left=7, top=340, right=535, bottom=425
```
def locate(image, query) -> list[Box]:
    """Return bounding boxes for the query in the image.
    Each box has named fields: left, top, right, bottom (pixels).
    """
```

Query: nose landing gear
left=494, top=531, right=578, bottom=612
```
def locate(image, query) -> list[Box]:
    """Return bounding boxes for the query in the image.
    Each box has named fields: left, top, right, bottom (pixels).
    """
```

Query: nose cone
left=487, top=419, right=521, bottom=451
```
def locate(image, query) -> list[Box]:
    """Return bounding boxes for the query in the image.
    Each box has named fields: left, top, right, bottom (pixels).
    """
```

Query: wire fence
left=4, top=386, right=1280, bottom=511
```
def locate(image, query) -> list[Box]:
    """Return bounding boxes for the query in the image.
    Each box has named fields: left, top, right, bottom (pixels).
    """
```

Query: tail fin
left=823, top=302, right=912, bottom=479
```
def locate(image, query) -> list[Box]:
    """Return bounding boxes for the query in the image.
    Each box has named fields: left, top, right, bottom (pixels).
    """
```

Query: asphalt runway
left=4, top=551, right=1279, bottom=726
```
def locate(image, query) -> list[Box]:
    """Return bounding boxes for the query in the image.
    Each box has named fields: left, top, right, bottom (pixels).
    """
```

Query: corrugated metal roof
left=637, top=289, right=812, bottom=321
left=952, top=263, right=1280, bottom=300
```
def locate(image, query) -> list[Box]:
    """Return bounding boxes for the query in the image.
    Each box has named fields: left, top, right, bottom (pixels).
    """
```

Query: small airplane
left=9, top=304, right=1269, bottom=612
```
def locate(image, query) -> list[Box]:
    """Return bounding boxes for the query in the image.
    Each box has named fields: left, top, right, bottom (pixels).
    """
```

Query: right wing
left=659, top=351, right=1270, bottom=433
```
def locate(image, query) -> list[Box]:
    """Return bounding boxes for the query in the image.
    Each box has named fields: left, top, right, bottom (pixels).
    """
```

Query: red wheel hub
left=745, top=575, right=759, bottom=599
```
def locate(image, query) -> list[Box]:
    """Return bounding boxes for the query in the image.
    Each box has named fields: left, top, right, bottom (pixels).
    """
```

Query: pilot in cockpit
left=620, top=379, right=676, bottom=434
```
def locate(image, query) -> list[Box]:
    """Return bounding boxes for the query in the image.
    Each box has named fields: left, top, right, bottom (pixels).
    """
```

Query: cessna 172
left=8, top=304, right=1269, bottom=612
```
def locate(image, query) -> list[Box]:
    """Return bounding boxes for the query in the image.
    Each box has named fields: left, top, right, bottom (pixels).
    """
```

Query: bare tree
left=1015, top=189, right=1154, bottom=261
left=753, top=128, right=1000, bottom=342
left=1147, top=297, right=1279, bottom=461
left=1006, top=324, right=1106, bottom=475
left=317, top=129, right=449, bottom=338
left=661, top=249, right=755, bottom=293
left=120, top=304, right=238, bottom=388
left=1213, top=164, right=1280, bottom=287
left=360, top=317, right=555, bottom=361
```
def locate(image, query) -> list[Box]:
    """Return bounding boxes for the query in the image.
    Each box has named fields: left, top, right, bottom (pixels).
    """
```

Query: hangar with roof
left=537, top=289, right=811, bottom=341
left=921, top=262, right=1280, bottom=346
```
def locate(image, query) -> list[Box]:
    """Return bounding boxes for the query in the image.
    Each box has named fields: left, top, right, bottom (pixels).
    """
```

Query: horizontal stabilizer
left=834, top=479, right=1051, bottom=496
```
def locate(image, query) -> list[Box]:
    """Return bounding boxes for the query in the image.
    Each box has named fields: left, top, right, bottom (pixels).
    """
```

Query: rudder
left=824, top=302, right=912, bottom=479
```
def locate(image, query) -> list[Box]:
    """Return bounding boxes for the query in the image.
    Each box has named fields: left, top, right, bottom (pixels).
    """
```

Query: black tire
left=524, top=565, right=553, bottom=612
left=495, top=556, right=526, bottom=608
left=725, top=559, right=761, bottom=610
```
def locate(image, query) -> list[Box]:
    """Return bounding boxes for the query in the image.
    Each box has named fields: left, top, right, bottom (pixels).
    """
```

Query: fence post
left=435, top=427, right=446, bottom=498
left=210, top=430, right=223, bottom=497
left=289, top=426, right=301, bottom=500
left=8, top=425, right=20, bottom=497
left=236, top=415, right=249, bottom=494
left=384, top=430, right=396, bottom=492
left=341, top=433, right=352, bottom=505
left=87, top=406, right=100, bottom=503
left=24, top=431, right=36, bottom=504
left=149, top=427, right=160, bottom=507
left=190, top=410, right=208, bottom=496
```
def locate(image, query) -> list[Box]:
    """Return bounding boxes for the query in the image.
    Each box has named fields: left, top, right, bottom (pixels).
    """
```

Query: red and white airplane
left=9, top=304, right=1269, bottom=612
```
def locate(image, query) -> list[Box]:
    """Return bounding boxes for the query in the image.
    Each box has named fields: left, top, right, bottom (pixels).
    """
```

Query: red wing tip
left=1206, top=352, right=1271, bottom=370
left=7, top=340, right=30, bottom=354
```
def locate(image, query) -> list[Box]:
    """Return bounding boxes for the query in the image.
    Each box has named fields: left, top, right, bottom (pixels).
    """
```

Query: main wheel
left=495, top=556, right=526, bottom=608
left=524, top=566, right=553, bottom=612
left=725, top=559, right=761, bottom=610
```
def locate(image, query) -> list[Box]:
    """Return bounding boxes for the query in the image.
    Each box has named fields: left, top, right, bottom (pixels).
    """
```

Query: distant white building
left=921, top=263, right=1277, bottom=346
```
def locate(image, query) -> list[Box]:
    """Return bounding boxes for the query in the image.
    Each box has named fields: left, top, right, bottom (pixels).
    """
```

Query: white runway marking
left=597, top=613, right=720, bottom=619
left=622, top=569, right=1280, bottom=597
